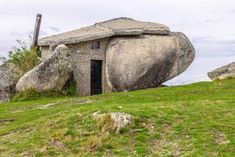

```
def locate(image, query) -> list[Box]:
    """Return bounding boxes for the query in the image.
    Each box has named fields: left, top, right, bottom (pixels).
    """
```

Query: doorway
left=90, top=60, right=102, bottom=95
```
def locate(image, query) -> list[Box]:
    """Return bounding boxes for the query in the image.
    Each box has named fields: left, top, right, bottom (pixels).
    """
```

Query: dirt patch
left=0, top=119, right=14, bottom=125
left=10, top=99, right=93, bottom=113
left=35, top=103, right=58, bottom=110
left=151, top=124, right=194, bottom=156
left=19, top=151, right=36, bottom=157
left=67, top=99, right=93, bottom=104
left=82, top=133, right=111, bottom=153
left=10, top=103, right=59, bottom=113
left=213, top=130, right=230, bottom=145
left=49, top=140, right=65, bottom=150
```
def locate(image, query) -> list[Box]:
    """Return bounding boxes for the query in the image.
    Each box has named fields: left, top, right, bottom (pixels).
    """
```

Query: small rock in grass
left=92, top=111, right=132, bottom=133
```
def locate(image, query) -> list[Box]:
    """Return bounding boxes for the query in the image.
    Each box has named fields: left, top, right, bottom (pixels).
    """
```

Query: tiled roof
left=38, top=17, right=170, bottom=46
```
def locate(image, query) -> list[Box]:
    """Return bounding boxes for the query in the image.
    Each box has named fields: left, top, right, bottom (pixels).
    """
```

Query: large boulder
left=0, top=62, right=22, bottom=103
left=208, top=62, right=235, bottom=80
left=16, top=45, right=73, bottom=92
left=105, top=33, right=195, bottom=92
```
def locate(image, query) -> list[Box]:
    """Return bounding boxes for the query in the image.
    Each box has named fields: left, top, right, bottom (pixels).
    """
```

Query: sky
left=0, top=0, right=234, bottom=85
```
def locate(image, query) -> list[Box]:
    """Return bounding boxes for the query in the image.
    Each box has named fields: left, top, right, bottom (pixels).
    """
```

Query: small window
left=90, top=41, right=100, bottom=50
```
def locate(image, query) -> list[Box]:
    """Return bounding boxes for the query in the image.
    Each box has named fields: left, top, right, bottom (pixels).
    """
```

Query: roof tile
left=39, top=17, right=170, bottom=46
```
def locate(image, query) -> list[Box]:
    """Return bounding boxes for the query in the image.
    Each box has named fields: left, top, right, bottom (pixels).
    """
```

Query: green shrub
left=64, top=81, right=77, bottom=96
left=63, top=75, right=77, bottom=96
left=8, top=40, right=40, bottom=73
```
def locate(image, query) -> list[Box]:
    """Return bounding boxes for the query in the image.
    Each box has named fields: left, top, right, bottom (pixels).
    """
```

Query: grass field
left=0, top=79, right=234, bottom=156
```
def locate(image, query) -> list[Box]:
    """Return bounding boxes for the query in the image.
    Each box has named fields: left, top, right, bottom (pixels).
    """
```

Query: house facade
left=40, top=38, right=111, bottom=96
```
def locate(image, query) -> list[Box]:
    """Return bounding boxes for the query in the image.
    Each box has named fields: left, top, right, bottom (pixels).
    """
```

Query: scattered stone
left=208, top=62, right=235, bottom=80
left=16, top=44, right=73, bottom=92
left=93, top=111, right=132, bottom=133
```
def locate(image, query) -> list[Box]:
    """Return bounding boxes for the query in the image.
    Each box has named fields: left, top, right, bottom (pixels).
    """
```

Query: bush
left=7, top=40, right=40, bottom=73
left=63, top=74, right=77, bottom=96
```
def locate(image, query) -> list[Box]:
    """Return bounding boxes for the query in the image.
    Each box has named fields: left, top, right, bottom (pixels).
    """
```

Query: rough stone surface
left=93, top=111, right=132, bottom=133
left=106, top=33, right=195, bottom=92
left=168, top=32, right=195, bottom=79
left=16, top=44, right=73, bottom=92
left=110, top=112, right=132, bottom=133
left=0, top=62, right=22, bottom=103
left=208, top=62, right=235, bottom=80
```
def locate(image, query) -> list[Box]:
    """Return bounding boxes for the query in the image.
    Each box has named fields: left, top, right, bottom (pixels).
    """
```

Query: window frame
left=90, top=41, right=101, bottom=50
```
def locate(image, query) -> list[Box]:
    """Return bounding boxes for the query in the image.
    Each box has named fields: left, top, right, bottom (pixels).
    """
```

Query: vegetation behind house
left=7, top=40, right=40, bottom=74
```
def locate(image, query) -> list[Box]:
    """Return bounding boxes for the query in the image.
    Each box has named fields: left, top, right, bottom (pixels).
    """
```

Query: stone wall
left=67, top=38, right=111, bottom=96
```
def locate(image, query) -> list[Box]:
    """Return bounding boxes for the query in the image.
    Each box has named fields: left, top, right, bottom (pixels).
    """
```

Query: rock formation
left=208, top=62, right=235, bottom=80
left=106, top=33, right=195, bottom=91
left=16, top=45, right=73, bottom=92
left=16, top=33, right=195, bottom=94
left=15, top=18, right=195, bottom=95
left=0, top=62, right=22, bottom=103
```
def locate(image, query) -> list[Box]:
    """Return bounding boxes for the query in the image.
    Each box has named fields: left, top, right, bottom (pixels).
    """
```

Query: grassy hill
left=0, top=79, right=234, bottom=156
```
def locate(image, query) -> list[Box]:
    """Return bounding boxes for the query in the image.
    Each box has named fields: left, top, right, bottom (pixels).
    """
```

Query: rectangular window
left=90, top=41, right=100, bottom=50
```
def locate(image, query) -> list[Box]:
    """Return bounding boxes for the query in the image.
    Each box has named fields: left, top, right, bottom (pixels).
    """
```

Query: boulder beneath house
left=105, top=33, right=195, bottom=92
left=16, top=44, right=73, bottom=92
left=208, top=62, right=235, bottom=80
left=0, top=62, right=22, bottom=103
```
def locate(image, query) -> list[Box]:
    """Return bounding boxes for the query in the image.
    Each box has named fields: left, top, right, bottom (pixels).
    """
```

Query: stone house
left=37, top=17, right=172, bottom=96
left=16, top=17, right=194, bottom=96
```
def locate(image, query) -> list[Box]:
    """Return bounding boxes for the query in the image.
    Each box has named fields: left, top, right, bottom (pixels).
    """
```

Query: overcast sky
left=0, top=0, right=234, bottom=85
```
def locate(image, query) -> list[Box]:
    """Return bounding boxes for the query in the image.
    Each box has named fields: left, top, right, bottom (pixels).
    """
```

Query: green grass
left=0, top=79, right=234, bottom=156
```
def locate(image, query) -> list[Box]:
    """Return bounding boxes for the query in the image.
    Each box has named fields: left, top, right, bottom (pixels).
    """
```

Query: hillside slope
left=0, top=79, right=234, bottom=156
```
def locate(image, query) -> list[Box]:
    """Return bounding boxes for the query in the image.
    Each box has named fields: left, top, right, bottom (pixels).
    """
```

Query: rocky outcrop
left=208, top=62, right=235, bottom=80
left=106, top=33, right=195, bottom=92
left=0, top=62, right=22, bottom=103
left=16, top=45, right=73, bottom=92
